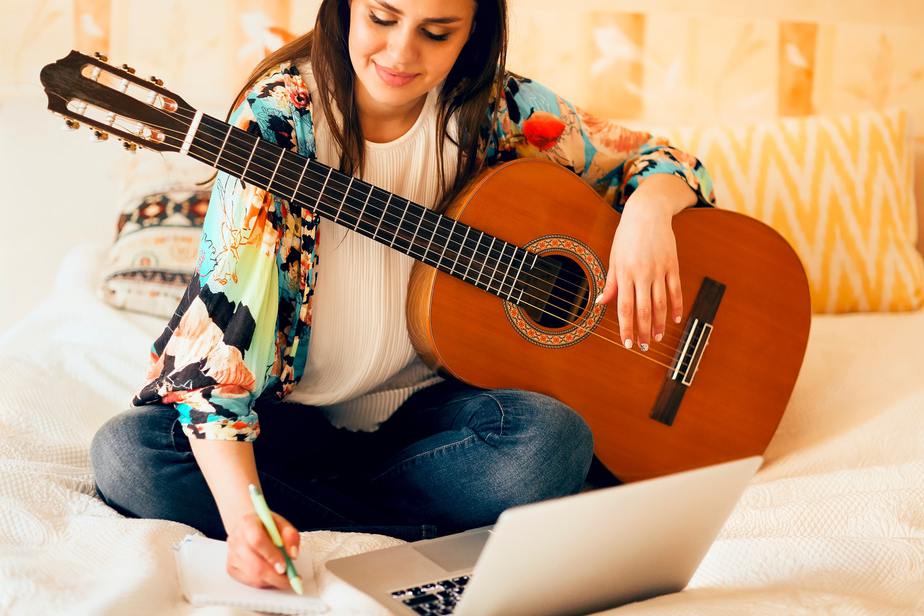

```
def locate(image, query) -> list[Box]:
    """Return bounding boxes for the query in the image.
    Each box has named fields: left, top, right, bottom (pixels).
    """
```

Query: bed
left=1, top=234, right=922, bottom=615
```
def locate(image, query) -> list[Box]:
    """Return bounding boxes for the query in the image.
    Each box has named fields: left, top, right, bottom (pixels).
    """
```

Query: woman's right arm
left=130, top=64, right=309, bottom=588
left=187, top=439, right=261, bottom=533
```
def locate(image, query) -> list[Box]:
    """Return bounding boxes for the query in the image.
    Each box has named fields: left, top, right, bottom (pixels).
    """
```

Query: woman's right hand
left=225, top=510, right=302, bottom=590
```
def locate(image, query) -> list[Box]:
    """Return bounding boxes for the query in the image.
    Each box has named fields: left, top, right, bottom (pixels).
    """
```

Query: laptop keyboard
left=390, top=575, right=470, bottom=614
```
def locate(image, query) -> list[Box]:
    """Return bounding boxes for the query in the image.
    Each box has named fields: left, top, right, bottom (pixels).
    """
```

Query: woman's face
left=348, top=0, right=475, bottom=114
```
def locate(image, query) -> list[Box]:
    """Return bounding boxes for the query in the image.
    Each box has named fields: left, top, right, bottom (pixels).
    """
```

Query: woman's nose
left=386, top=26, right=419, bottom=66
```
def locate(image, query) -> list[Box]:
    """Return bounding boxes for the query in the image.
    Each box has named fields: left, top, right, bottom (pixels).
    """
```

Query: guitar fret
left=268, top=148, right=285, bottom=193
left=410, top=206, right=425, bottom=260
left=453, top=226, right=472, bottom=278
left=423, top=215, right=440, bottom=265
left=334, top=176, right=354, bottom=224
left=316, top=167, right=333, bottom=212
left=479, top=236, right=496, bottom=293
left=292, top=157, right=310, bottom=202
left=372, top=194, right=392, bottom=241
left=391, top=198, right=410, bottom=248
left=511, top=249, right=526, bottom=304
left=355, top=184, right=374, bottom=232
left=242, top=137, right=259, bottom=179
left=463, top=231, right=480, bottom=283
left=214, top=123, right=232, bottom=169
left=494, top=243, right=510, bottom=297
left=500, top=243, right=516, bottom=301
left=437, top=219, right=459, bottom=272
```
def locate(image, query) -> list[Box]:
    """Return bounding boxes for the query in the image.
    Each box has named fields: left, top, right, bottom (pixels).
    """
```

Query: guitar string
left=88, top=90, right=689, bottom=351
left=158, top=100, right=690, bottom=347
left=44, top=79, right=692, bottom=350
left=72, top=94, right=692, bottom=368
left=48, top=90, right=702, bottom=372
left=66, top=93, right=694, bottom=369
left=167, top=108, right=691, bottom=359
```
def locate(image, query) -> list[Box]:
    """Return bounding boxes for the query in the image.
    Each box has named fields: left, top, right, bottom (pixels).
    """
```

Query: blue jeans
left=90, top=378, right=597, bottom=542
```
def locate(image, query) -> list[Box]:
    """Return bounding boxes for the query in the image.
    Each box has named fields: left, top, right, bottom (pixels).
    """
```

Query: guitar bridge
left=650, top=277, right=725, bottom=426
left=671, top=319, right=713, bottom=386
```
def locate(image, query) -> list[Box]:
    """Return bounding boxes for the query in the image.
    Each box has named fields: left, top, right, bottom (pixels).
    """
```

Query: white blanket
left=1, top=241, right=922, bottom=615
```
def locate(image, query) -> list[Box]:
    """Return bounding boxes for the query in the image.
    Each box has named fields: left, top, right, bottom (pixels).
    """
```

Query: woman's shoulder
left=241, top=58, right=312, bottom=120
left=496, top=70, right=564, bottom=117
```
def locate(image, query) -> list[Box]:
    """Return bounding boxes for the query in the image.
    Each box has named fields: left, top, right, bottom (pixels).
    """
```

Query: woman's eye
left=369, top=11, right=395, bottom=26
left=422, top=30, right=449, bottom=42
left=368, top=10, right=450, bottom=42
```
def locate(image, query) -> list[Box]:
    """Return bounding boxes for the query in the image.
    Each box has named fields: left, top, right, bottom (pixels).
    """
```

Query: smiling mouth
left=374, top=61, right=419, bottom=86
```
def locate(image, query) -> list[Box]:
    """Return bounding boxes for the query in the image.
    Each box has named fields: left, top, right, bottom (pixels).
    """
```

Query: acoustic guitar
left=40, top=50, right=811, bottom=482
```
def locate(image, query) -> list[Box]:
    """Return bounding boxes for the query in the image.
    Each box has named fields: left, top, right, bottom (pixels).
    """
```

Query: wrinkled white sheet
left=1, top=241, right=922, bottom=615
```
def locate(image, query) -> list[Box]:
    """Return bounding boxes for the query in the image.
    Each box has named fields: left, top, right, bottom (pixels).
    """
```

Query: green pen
left=248, top=483, right=304, bottom=595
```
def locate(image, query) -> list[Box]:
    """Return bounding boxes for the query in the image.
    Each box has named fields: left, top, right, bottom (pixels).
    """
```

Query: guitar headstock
left=39, top=50, right=194, bottom=153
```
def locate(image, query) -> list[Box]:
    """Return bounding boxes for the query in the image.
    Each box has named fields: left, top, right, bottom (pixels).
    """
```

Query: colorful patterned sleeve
left=130, top=90, right=290, bottom=442
left=484, top=73, right=717, bottom=212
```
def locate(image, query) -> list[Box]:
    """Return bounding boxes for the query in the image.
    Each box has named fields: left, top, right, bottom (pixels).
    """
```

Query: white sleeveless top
left=285, top=61, right=459, bottom=431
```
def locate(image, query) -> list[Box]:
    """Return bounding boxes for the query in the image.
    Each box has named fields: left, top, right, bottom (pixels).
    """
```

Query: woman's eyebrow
left=374, top=0, right=463, bottom=24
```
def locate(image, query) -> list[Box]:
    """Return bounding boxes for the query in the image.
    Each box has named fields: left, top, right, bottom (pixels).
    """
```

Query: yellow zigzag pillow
left=657, top=108, right=924, bottom=313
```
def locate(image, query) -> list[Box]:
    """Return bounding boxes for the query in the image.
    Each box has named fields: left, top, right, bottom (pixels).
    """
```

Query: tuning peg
left=149, top=75, right=164, bottom=87
left=62, top=119, right=80, bottom=131
left=94, top=51, right=108, bottom=62
left=121, top=63, right=136, bottom=75
left=122, top=141, right=138, bottom=152
left=92, top=129, right=109, bottom=141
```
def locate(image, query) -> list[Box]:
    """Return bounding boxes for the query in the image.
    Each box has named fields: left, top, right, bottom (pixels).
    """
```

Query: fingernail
left=640, top=343, right=649, bottom=352
left=674, top=315, right=682, bottom=323
left=655, top=333, right=663, bottom=342
left=594, top=293, right=603, bottom=305
left=624, top=339, right=633, bottom=349
left=289, top=546, right=298, bottom=558
left=275, top=562, right=286, bottom=574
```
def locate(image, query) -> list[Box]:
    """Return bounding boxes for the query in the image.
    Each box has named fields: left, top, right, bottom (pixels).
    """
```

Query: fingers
left=281, top=520, right=301, bottom=559
left=226, top=513, right=294, bottom=591
left=595, top=272, right=617, bottom=307
left=634, top=282, right=652, bottom=352
left=666, top=270, right=684, bottom=324
left=229, top=537, right=290, bottom=590
left=651, top=276, right=667, bottom=344
left=616, top=276, right=635, bottom=349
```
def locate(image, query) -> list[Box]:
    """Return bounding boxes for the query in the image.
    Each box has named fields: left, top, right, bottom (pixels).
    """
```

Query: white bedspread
left=1, top=241, right=922, bottom=615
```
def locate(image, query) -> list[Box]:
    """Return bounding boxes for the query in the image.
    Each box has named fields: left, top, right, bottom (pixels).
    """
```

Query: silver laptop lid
left=455, top=455, right=763, bottom=616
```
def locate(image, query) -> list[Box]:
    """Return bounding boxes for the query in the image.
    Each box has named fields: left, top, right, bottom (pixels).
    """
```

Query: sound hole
left=521, top=254, right=591, bottom=329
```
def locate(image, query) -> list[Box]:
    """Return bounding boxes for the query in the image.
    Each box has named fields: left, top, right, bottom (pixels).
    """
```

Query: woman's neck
left=355, top=83, right=429, bottom=144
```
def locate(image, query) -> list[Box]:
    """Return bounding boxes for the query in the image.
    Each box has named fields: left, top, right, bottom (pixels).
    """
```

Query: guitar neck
left=184, top=113, right=537, bottom=304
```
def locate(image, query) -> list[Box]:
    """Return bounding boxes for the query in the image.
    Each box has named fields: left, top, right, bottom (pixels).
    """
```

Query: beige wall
left=2, top=0, right=923, bottom=327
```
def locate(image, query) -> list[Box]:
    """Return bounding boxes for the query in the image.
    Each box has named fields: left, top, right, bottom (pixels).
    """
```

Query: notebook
left=174, top=533, right=328, bottom=614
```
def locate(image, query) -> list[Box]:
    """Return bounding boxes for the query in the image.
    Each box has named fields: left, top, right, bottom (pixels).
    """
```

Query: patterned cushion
left=100, top=188, right=210, bottom=318
left=656, top=108, right=924, bottom=313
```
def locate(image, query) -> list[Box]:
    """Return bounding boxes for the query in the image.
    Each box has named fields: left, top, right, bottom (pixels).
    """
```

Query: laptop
left=325, top=455, right=762, bottom=616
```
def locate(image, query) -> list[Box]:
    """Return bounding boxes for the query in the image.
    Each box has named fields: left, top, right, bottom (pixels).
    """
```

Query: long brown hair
left=214, top=0, right=508, bottom=213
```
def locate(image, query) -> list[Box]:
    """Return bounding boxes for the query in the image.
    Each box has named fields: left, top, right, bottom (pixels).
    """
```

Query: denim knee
left=475, top=389, right=594, bottom=503
left=90, top=406, right=190, bottom=521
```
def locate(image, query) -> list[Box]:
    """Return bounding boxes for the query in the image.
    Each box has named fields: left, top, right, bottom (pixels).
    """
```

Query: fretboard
left=183, top=113, right=538, bottom=304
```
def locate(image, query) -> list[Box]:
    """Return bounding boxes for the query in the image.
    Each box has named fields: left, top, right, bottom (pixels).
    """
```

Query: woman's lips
left=374, top=62, right=419, bottom=87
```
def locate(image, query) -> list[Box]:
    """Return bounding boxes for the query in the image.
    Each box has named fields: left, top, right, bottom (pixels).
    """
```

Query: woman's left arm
left=485, top=74, right=717, bottom=352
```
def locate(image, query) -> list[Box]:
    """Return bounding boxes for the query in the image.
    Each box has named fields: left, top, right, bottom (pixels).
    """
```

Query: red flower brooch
left=522, top=111, right=566, bottom=151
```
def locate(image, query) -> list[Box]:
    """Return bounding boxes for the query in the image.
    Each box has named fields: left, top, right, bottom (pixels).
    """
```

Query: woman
left=91, top=0, right=715, bottom=591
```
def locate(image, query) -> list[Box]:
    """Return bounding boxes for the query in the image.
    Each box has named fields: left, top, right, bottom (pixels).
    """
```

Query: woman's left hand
left=594, top=199, right=684, bottom=352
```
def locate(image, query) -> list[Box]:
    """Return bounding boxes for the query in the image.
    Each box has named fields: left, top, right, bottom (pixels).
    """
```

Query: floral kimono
left=132, top=61, right=717, bottom=441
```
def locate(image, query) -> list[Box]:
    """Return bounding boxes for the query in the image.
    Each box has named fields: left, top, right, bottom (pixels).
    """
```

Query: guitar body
left=408, top=159, right=811, bottom=482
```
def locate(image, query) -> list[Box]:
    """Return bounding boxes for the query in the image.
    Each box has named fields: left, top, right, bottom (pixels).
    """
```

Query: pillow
left=654, top=108, right=924, bottom=313
left=100, top=187, right=210, bottom=318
